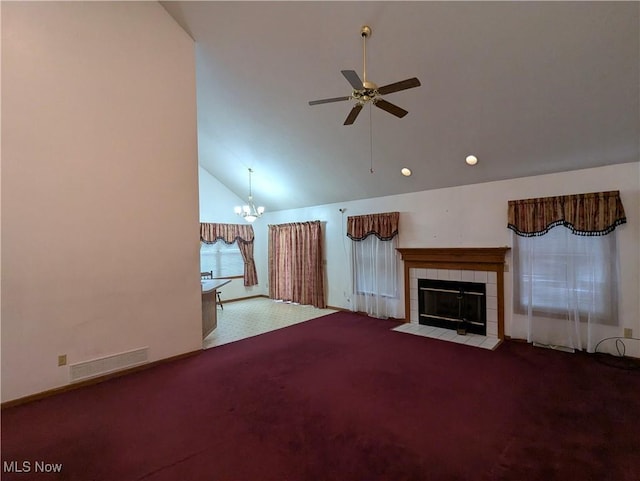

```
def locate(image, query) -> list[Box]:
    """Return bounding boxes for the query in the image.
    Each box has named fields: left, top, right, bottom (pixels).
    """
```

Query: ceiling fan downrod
left=360, top=25, right=377, bottom=91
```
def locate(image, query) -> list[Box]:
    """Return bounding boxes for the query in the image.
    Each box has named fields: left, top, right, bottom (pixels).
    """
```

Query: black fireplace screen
left=418, top=278, right=486, bottom=335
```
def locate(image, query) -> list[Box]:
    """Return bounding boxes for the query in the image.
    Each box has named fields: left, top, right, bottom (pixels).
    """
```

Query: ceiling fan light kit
left=308, top=25, right=421, bottom=125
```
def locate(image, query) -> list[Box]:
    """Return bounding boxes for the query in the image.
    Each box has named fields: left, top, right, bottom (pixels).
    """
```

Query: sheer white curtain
left=513, top=227, right=619, bottom=352
left=351, top=235, right=401, bottom=319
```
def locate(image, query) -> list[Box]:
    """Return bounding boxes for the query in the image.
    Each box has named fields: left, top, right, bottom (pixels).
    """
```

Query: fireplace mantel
left=397, top=247, right=510, bottom=268
left=397, top=247, right=510, bottom=339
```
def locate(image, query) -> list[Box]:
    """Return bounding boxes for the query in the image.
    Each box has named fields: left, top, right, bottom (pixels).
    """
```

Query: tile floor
left=203, top=297, right=501, bottom=351
left=393, top=322, right=502, bottom=350
left=203, top=297, right=337, bottom=349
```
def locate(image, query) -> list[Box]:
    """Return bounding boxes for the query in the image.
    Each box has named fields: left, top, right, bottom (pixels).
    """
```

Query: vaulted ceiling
left=161, top=1, right=639, bottom=211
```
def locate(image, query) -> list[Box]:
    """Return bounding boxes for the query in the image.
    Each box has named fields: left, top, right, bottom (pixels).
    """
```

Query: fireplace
left=419, top=278, right=486, bottom=335
left=397, top=247, right=510, bottom=340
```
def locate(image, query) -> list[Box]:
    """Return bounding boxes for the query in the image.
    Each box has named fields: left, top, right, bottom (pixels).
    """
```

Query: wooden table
left=201, top=279, right=231, bottom=339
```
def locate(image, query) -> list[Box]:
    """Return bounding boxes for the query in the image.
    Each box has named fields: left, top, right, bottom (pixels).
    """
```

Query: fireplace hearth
left=419, top=278, right=486, bottom=335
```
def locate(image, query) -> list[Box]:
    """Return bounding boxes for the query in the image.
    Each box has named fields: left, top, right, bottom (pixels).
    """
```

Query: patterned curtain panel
left=268, top=221, right=325, bottom=308
left=200, top=223, right=258, bottom=286
left=507, top=191, right=626, bottom=237
left=347, top=211, right=400, bottom=241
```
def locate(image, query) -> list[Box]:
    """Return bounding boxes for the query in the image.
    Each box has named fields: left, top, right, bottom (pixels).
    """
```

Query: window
left=352, top=235, right=398, bottom=298
left=513, top=226, right=619, bottom=325
left=200, top=241, right=244, bottom=278
left=347, top=211, right=401, bottom=319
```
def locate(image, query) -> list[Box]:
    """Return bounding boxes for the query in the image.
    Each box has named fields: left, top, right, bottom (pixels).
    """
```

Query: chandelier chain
left=234, top=168, right=264, bottom=222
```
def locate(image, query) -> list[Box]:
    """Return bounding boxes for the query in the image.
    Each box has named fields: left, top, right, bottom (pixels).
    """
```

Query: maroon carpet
left=2, top=311, right=639, bottom=480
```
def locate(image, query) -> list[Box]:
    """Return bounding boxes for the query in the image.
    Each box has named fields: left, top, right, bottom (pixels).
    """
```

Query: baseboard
left=326, top=305, right=351, bottom=312
left=347, top=309, right=406, bottom=321
left=225, top=297, right=350, bottom=311
left=504, top=335, right=527, bottom=343
left=504, top=336, right=640, bottom=360
left=221, top=294, right=269, bottom=304
left=1, top=349, right=202, bottom=410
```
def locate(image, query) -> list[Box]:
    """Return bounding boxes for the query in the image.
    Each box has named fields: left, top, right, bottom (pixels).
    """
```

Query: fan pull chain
left=369, top=104, right=374, bottom=174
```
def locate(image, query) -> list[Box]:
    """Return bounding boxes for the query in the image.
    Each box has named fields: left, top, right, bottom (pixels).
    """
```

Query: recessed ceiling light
left=401, top=167, right=412, bottom=176
left=465, top=155, right=478, bottom=166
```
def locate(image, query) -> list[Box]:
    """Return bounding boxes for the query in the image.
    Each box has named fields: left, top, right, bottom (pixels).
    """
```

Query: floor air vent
left=70, top=347, right=149, bottom=382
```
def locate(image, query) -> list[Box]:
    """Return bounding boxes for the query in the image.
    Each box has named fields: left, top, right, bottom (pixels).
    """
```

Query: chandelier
left=234, top=168, right=265, bottom=223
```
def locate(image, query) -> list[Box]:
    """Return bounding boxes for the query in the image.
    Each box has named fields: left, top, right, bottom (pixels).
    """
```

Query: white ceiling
left=161, top=1, right=639, bottom=212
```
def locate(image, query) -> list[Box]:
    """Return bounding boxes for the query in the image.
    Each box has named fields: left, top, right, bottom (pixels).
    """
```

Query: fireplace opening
left=418, top=278, right=486, bottom=335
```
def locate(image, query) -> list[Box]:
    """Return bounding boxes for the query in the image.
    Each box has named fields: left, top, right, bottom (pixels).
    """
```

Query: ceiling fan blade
left=374, top=99, right=408, bottom=118
left=344, top=104, right=363, bottom=125
left=309, top=96, right=351, bottom=106
left=341, top=70, right=363, bottom=90
left=377, top=77, right=421, bottom=95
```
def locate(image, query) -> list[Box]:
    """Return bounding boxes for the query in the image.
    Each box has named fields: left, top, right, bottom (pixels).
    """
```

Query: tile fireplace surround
left=397, top=248, right=510, bottom=347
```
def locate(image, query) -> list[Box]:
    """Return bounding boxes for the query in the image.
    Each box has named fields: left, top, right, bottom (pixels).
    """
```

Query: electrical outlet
left=623, top=328, right=633, bottom=339
left=58, top=354, right=67, bottom=366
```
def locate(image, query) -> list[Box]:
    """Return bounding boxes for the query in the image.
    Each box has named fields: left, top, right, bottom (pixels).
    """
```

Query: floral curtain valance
left=347, top=212, right=399, bottom=241
left=200, top=223, right=257, bottom=286
left=507, top=190, right=626, bottom=237
left=200, top=222, right=254, bottom=245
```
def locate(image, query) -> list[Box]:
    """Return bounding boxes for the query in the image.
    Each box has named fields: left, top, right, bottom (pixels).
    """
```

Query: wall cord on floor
left=593, top=336, right=640, bottom=370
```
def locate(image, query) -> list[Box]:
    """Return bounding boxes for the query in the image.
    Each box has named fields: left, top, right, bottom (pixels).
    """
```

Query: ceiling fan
left=308, top=25, right=421, bottom=125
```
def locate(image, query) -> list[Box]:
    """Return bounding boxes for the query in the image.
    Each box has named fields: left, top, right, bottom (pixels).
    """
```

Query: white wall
left=198, top=167, right=265, bottom=300
left=252, top=162, right=640, bottom=355
left=1, top=2, right=201, bottom=402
